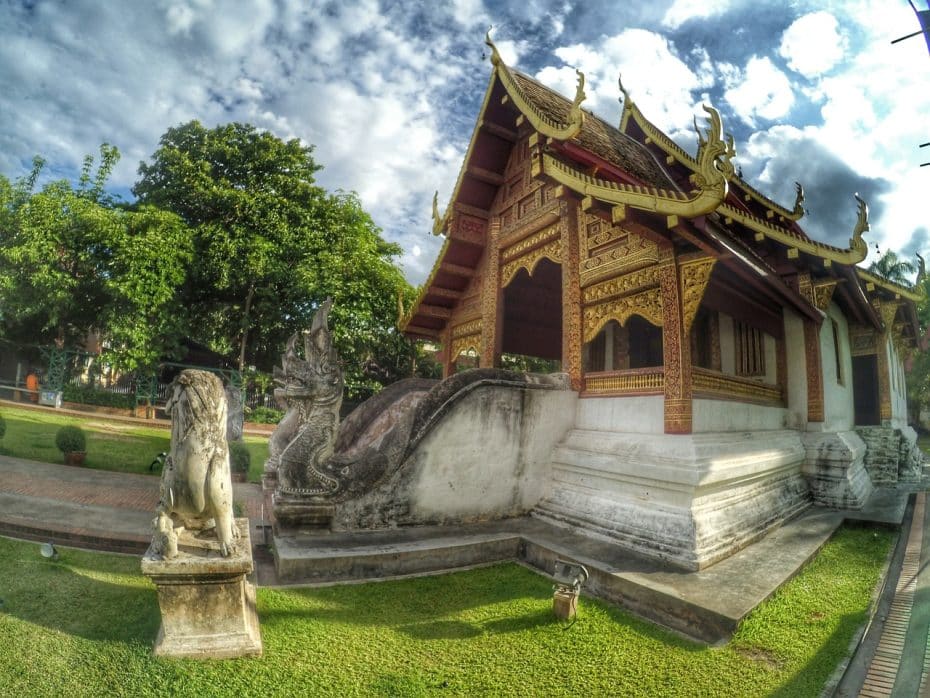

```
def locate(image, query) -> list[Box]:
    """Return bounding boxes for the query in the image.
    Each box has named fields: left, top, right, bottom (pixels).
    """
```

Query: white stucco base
left=533, top=420, right=809, bottom=571
left=801, top=431, right=873, bottom=508
left=855, top=425, right=923, bottom=484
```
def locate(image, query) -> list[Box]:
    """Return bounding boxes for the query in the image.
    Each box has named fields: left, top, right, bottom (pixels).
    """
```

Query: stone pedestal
left=272, top=491, right=334, bottom=532
left=141, top=519, right=262, bottom=659
left=552, top=589, right=578, bottom=621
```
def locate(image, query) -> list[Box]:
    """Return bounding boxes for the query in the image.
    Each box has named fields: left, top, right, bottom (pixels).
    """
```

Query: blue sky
left=1, top=0, right=928, bottom=284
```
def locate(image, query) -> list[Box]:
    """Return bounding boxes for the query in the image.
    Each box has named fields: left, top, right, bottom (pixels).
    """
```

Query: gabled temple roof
left=402, top=42, right=923, bottom=346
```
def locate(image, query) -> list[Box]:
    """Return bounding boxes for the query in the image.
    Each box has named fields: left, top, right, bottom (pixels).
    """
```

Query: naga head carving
left=792, top=182, right=805, bottom=218
left=690, top=105, right=735, bottom=192
left=276, top=298, right=344, bottom=404
left=850, top=193, right=869, bottom=258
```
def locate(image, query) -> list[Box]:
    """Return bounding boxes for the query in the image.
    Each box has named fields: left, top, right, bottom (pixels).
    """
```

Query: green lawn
left=0, top=527, right=892, bottom=697
left=0, top=405, right=269, bottom=482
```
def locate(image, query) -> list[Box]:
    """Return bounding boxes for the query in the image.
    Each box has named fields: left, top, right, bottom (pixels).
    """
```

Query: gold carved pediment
left=582, top=288, right=663, bottom=342
left=678, top=257, right=716, bottom=333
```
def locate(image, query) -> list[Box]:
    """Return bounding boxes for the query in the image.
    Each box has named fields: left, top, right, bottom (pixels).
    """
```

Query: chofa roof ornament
left=851, top=193, right=869, bottom=259
left=690, top=105, right=735, bottom=194
left=792, top=182, right=805, bottom=219
left=431, top=190, right=448, bottom=236
left=484, top=28, right=586, bottom=141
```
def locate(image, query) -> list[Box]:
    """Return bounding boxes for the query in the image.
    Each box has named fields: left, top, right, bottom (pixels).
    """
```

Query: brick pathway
left=0, top=454, right=264, bottom=554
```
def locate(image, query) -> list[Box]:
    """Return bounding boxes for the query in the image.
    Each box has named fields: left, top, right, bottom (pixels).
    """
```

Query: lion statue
left=155, top=369, right=238, bottom=557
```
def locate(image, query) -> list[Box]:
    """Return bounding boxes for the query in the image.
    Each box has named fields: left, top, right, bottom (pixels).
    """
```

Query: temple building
left=400, top=37, right=924, bottom=570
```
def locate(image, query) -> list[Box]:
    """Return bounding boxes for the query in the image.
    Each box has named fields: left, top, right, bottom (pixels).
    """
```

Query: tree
left=0, top=147, right=193, bottom=370
left=133, top=121, right=415, bottom=397
left=868, top=249, right=916, bottom=285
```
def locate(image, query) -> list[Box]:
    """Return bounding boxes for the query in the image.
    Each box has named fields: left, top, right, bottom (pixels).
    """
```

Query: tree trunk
left=238, top=285, right=255, bottom=372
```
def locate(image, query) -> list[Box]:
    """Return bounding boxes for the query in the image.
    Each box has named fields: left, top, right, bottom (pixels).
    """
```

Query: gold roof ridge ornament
left=535, top=103, right=732, bottom=219
left=485, top=28, right=586, bottom=141
left=850, top=193, right=869, bottom=259
left=792, top=182, right=805, bottom=219
left=431, top=190, right=448, bottom=236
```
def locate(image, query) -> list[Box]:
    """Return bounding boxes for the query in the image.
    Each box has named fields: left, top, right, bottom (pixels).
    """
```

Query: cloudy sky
left=1, top=0, right=928, bottom=284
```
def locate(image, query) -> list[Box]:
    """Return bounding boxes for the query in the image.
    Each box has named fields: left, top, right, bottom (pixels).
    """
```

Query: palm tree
left=868, top=250, right=916, bottom=285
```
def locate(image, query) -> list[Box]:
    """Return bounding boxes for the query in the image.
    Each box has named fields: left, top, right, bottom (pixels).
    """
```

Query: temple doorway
left=501, top=258, right=562, bottom=365
left=852, top=354, right=880, bottom=426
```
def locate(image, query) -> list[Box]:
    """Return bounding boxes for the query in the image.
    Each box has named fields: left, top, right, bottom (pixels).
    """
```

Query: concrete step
left=270, top=509, right=849, bottom=645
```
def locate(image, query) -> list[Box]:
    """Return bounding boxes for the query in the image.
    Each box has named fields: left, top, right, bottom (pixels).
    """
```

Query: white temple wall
left=575, top=395, right=665, bottom=434
left=405, top=386, right=578, bottom=522
left=887, top=337, right=908, bottom=427
left=819, top=303, right=855, bottom=432
left=692, top=400, right=786, bottom=432
left=783, top=309, right=808, bottom=430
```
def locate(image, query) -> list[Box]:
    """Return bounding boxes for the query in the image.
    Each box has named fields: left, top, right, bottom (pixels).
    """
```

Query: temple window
left=734, top=320, right=765, bottom=377
left=690, top=308, right=720, bottom=371
left=831, top=318, right=844, bottom=385
left=628, top=316, right=663, bottom=369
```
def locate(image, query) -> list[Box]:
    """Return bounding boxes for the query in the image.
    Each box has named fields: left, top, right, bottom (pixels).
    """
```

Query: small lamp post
left=552, top=559, right=589, bottom=621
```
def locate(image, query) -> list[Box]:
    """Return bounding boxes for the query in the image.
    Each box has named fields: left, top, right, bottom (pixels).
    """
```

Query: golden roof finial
left=690, top=105, right=734, bottom=190
left=792, top=182, right=805, bottom=219
left=617, top=73, right=630, bottom=104
left=431, top=190, right=446, bottom=236
left=850, top=193, right=869, bottom=257
left=484, top=27, right=502, bottom=66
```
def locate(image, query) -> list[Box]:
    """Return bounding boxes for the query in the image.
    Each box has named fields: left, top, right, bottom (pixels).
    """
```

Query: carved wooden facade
left=402, top=42, right=921, bottom=434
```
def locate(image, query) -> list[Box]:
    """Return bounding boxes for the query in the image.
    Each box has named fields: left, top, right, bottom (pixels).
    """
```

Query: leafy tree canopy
left=134, top=121, right=415, bottom=398
left=0, top=147, right=193, bottom=371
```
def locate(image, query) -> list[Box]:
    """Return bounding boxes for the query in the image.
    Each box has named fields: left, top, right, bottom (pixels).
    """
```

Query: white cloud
left=724, top=56, right=794, bottom=126
left=540, top=29, right=707, bottom=135
left=661, top=0, right=732, bottom=30
left=779, top=11, right=846, bottom=77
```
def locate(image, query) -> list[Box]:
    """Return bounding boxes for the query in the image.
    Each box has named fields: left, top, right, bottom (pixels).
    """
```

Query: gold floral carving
left=501, top=223, right=560, bottom=261
left=582, top=266, right=660, bottom=304
left=660, top=262, right=691, bottom=434
left=692, top=369, right=784, bottom=405
left=804, top=319, right=824, bottom=422
left=584, top=370, right=664, bottom=394
left=797, top=272, right=814, bottom=305
left=580, top=232, right=659, bottom=287
left=480, top=221, right=502, bottom=367
left=582, top=288, right=663, bottom=342
left=451, top=333, right=481, bottom=360
left=678, top=257, right=716, bottom=334
left=812, top=280, right=838, bottom=312
left=879, top=300, right=900, bottom=330
left=501, top=238, right=562, bottom=287
left=452, top=319, right=482, bottom=339
left=849, top=326, right=878, bottom=357
left=561, top=202, right=583, bottom=390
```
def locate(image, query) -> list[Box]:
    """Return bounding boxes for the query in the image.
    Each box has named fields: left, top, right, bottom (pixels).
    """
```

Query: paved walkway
left=0, top=454, right=265, bottom=554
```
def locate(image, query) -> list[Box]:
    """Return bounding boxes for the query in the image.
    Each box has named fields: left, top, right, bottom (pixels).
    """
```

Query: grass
left=0, top=405, right=269, bottom=482
left=0, top=526, right=892, bottom=697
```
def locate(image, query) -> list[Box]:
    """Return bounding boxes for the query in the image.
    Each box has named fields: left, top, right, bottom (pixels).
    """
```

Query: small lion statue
left=154, top=369, right=238, bottom=558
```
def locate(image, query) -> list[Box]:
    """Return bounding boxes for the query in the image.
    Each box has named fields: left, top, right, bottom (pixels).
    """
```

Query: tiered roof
left=401, top=37, right=922, bottom=347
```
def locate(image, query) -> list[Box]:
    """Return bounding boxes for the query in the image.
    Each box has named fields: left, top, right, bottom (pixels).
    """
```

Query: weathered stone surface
left=802, top=430, right=873, bottom=509
left=534, top=422, right=810, bottom=571
left=157, top=369, right=237, bottom=557
left=225, top=384, right=244, bottom=443
left=141, top=519, right=262, bottom=659
left=856, top=425, right=923, bottom=484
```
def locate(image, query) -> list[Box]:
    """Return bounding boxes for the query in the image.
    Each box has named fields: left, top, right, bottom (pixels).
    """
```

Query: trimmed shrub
left=55, top=425, right=87, bottom=453
left=228, top=441, right=251, bottom=474
left=0, top=413, right=6, bottom=440
left=62, top=384, right=134, bottom=409
left=248, top=406, right=284, bottom=424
